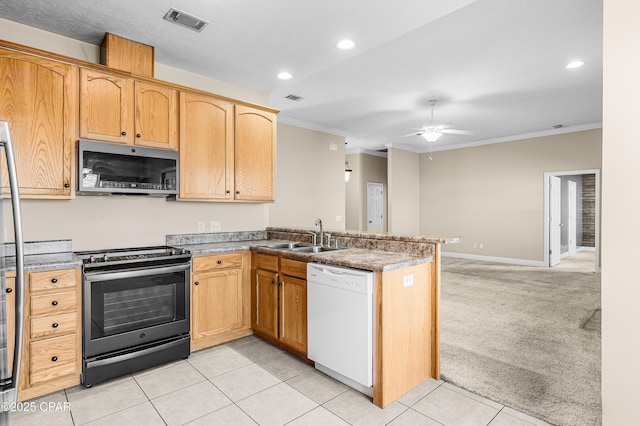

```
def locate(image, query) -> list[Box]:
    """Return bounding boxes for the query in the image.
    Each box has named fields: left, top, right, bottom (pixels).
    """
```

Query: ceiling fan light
left=421, top=130, right=442, bottom=142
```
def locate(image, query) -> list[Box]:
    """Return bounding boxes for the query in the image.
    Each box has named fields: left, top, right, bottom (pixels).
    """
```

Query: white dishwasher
left=307, top=263, right=374, bottom=396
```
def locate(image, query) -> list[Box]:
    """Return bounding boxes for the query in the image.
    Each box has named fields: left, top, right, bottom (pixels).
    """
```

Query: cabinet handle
left=52, top=301, right=58, bottom=306
left=217, top=260, right=222, bottom=265
left=136, top=133, right=141, bottom=138
left=236, top=190, right=240, bottom=194
left=64, top=183, right=70, bottom=188
left=194, top=281, right=199, bottom=286
left=51, top=278, right=58, bottom=283
left=51, top=356, right=58, bottom=362
left=226, top=190, right=230, bottom=194
left=279, top=281, right=283, bottom=287
left=121, top=131, right=127, bottom=136
left=5, top=288, right=12, bottom=293
left=271, top=280, right=275, bottom=284
left=52, top=323, right=59, bottom=328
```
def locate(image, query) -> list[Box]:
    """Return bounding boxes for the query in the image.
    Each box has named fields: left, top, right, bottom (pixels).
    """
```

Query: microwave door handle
left=0, top=120, right=25, bottom=397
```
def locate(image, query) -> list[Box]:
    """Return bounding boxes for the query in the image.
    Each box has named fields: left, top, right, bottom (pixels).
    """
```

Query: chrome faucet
left=315, top=218, right=323, bottom=247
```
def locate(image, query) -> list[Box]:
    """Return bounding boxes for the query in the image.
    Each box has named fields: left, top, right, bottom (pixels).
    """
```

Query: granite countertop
left=266, top=227, right=460, bottom=245
left=174, top=240, right=433, bottom=272
left=1, top=240, right=82, bottom=273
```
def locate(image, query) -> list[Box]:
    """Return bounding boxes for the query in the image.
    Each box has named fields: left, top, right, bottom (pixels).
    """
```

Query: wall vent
left=163, top=8, right=209, bottom=32
left=285, top=94, right=304, bottom=101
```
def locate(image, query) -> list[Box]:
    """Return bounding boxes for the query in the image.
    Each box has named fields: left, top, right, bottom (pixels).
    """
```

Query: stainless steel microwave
left=77, top=139, right=179, bottom=196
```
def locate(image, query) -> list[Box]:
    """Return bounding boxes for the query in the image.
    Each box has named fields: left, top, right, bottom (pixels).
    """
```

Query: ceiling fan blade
left=401, top=131, right=424, bottom=138
left=441, top=129, right=472, bottom=135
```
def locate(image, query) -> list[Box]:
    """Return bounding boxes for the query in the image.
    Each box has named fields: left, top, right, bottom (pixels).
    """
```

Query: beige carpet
left=440, top=257, right=601, bottom=426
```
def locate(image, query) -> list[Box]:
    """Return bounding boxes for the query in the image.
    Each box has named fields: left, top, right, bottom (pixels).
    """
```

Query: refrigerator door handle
left=0, top=120, right=25, bottom=398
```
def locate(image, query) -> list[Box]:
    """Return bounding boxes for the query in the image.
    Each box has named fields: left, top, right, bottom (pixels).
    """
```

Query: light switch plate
left=403, top=275, right=414, bottom=287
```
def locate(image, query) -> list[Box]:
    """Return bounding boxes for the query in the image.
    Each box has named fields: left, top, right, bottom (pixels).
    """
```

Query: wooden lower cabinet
left=191, top=251, right=252, bottom=351
left=19, top=268, right=82, bottom=401
left=252, top=253, right=308, bottom=357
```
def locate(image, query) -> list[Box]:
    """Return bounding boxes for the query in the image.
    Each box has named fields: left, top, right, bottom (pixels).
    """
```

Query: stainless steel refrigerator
left=0, top=121, right=25, bottom=425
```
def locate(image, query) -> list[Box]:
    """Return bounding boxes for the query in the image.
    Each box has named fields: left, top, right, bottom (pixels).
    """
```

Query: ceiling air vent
left=285, top=94, right=303, bottom=101
left=163, top=8, right=209, bottom=32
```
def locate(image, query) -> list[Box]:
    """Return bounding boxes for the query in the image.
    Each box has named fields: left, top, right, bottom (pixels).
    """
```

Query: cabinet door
left=254, top=269, right=278, bottom=339
left=79, top=68, right=134, bottom=144
left=234, top=105, right=276, bottom=201
left=180, top=92, right=234, bottom=199
left=134, top=81, right=178, bottom=150
left=279, top=275, right=307, bottom=354
left=0, top=49, right=76, bottom=197
left=192, top=269, right=243, bottom=342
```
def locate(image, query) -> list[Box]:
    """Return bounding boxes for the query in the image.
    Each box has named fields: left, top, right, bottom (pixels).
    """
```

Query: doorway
left=367, top=182, right=384, bottom=232
left=543, top=170, right=600, bottom=272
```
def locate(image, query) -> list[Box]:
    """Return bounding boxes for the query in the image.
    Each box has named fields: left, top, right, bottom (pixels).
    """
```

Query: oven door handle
left=87, top=337, right=187, bottom=368
left=84, top=263, right=190, bottom=281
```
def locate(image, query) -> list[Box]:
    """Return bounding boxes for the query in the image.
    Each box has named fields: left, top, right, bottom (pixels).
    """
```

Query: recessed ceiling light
left=566, top=60, right=585, bottom=69
left=277, top=72, right=292, bottom=80
left=336, top=39, right=356, bottom=50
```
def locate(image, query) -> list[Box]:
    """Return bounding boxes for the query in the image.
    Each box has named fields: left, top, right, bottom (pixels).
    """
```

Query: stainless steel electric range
left=76, top=246, right=191, bottom=387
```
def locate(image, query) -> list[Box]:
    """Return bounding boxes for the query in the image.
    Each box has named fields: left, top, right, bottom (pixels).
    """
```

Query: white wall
left=602, top=0, right=640, bottom=423
left=268, top=123, right=345, bottom=231
left=388, top=147, right=420, bottom=235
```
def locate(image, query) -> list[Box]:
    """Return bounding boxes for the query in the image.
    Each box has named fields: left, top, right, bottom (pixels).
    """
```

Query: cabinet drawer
left=30, top=269, right=77, bottom=292
left=193, top=252, right=244, bottom=273
left=30, top=291, right=77, bottom=317
left=254, top=253, right=278, bottom=272
left=29, top=334, right=77, bottom=384
left=31, top=312, right=77, bottom=339
left=281, top=258, right=307, bottom=279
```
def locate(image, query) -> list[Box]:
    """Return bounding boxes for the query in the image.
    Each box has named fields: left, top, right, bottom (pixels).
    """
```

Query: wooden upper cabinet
left=234, top=105, right=276, bottom=201
left=80, top=68, right=134, bottom=144
left=80, top=69, right=177, bottom=150
left=179, top=92, right=234, bottom=199
left=0, top=48, right=77, bottom=198
left=135, top=81, right=178, bottom=150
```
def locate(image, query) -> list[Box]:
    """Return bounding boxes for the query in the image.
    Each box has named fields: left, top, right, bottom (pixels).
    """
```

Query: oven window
left=90, top=271, right=186, bottom=339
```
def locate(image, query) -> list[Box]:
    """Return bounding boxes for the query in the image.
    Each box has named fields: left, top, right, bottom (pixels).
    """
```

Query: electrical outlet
left=479, top=243, right=484, bottom=249
left=473, top=243, right=478, bottom=249
left=197, top=221, right=205, bottom=232
left=329, top=142, right=338, bottom=151
left=210, top=221, right=221, bottom=232
left=403, top=275, right=414, bottom=287
left=335, top=215, right=342, bottom=222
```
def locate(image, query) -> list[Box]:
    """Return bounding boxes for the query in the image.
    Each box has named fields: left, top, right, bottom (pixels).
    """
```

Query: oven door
left=83, top=263, right=190, bottom=358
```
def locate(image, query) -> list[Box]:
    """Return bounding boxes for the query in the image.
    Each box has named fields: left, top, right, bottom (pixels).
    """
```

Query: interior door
left=568, top=180, right=577, bottom=255
left=367, top=182, right=384, bottom=232
left=550, top=176, right=562, bottom=266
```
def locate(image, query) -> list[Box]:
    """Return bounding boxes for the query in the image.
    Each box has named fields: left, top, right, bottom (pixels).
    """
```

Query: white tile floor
left=8, top=336, right=552, bottom=426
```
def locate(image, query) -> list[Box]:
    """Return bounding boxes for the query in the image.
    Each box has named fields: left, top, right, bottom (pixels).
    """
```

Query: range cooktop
left=76, top=246, right=190, bottom=267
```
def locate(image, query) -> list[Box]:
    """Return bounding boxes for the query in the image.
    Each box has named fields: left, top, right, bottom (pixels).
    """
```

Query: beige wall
left=0, top=19, right=343, bottom=249
left=388, top=147, right=420, bottom=235
left=602, top=0, right=640, bottom=423
left=268, top=124, right=346, bottom=231
left=419, top=129, right=602, bottom=262
left=345, top=153, right=387, bottom=231
left=345, top=154, right=362, bottom=230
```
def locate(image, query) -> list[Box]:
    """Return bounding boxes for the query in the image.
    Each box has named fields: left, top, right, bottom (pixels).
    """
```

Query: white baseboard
left=577, top=246, right=596, bottom=252
left=442, top=251, right=546, bottom=267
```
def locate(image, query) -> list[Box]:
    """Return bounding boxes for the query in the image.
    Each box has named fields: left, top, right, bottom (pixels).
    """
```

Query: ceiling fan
left=403, top=100, right=471, bottom=142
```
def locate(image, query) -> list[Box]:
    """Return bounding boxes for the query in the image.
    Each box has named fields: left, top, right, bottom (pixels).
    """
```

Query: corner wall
left=388, top=148, right=420, bottom=235
left=419, top=129, right=602, bottom=262
left=602, top=0, right=640, bottom=422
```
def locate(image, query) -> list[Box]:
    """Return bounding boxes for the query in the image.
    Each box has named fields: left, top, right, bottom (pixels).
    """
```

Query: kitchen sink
left=291, top=245, right=344, bottom=253
left=265, top=242, right=311, bottom=249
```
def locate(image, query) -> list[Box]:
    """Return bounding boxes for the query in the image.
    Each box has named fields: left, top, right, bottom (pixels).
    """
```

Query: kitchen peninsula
left=169, top=227, right=458, bottom=408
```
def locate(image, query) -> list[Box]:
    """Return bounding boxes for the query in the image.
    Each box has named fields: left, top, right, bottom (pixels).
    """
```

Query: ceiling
left=0, top=0, right=602, bottom=154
